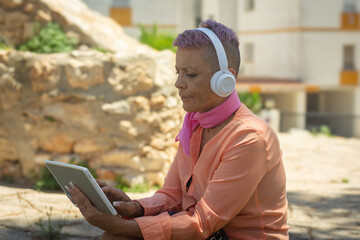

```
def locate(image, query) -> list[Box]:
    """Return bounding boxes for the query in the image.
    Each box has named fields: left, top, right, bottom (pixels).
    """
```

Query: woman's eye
left=187, top=73, right=197, bottom=78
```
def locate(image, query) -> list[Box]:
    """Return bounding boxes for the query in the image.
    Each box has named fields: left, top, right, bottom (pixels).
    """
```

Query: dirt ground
left=0, top=130, right=359, bottom=240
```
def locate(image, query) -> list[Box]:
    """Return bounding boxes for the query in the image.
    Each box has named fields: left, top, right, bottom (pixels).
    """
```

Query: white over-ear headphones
left=196, top=27, right=236, bottom=97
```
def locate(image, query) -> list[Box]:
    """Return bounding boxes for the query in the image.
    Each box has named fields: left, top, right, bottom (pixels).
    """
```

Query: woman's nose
left=175, top=74, right=186, bottom=89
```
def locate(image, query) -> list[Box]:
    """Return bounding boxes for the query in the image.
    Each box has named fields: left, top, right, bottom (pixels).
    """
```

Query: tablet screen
left=45, top=160, right=117, bottom=215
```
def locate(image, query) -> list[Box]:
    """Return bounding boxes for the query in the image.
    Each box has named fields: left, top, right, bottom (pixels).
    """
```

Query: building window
left=245, top=0, right=255, bottom=11
left=342, top=0, right=359, bottom=29
left=344, top=0, right=357, bottom=12
left=244, top=43, right=254, bottom=62
left=343, top=45, right=355, bottom=70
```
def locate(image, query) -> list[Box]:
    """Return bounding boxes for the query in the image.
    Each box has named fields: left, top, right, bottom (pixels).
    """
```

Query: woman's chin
left=182, top=104, right=194, bottom=113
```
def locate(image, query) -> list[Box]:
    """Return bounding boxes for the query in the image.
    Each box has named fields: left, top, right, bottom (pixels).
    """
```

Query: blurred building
left=81, top=0, right=360, bottom=137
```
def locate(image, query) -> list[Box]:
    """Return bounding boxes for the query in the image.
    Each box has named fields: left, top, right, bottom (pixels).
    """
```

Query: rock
left=29, top=58, right=61, bottom=91
left=101, top=100, right=132, bottom=116
left=41, top=0, right=153, bottom=54
left=130, top=96, right=151, bottom=112
left=41, top=102, right=98, bottom=131
left=108, top=55, right=156, bottom=96
left=160, top=119, right=178, bottom=133
left=101, top=150, right=138, bottom=169
left=38, top=132, right=75, bottom=153
left=150, top=136, right=169, bottom=150
left=73, top=138, right=115, bottom=154
left=1, top=160, right=22, bottom=180
left=22, top=21, right=35, bottom=41
left=0, top=0, right=184, bottom=186
left=119, top=120, right=148, bottom=138
left=0, top=0, right=23, bottom=10
left=95, top=168, right=118, bottom=181
left=165, top=96, right=179, bottom=108
left=0, top=63, right=21, bottom=110
left=150, top=94, right=166, bottom=110
left=0, top=50, right=10, bottom=63
left=23, top=3, right=35, bottom=13
left=0, top=138, right=19, bottom=163
left=1, top=11, right=29, bottom=45
left=35, top=9, right=52, bottom=22
left=142, top=148, right=171, bottom=171
left=152, top=50, right=177, bottom=87
left=65, top=58, right=104, bottom=90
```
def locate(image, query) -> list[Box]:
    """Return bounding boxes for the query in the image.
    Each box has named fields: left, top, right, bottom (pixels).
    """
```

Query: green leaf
left=17, top=22, right=78, bottom=53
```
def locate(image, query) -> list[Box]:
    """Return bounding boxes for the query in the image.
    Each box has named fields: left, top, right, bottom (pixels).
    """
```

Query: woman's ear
left=228, top=68, right=236, bottom=77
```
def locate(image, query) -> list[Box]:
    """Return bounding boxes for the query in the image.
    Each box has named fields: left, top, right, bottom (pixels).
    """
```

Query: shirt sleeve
left=135, top=130, right=271, bottom=240
left=135, top=151, right=183, bottom=216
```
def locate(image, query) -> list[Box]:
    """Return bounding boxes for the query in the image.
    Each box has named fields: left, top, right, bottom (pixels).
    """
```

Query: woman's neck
left=200, top=109, right=237, bottom=154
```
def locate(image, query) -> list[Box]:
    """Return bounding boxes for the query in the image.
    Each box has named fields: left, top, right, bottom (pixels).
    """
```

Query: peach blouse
left=135, top=105, right=289, bottom=239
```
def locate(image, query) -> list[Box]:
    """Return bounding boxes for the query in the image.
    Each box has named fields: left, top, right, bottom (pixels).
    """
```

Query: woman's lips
left=180, top=96, right=191, bottom=101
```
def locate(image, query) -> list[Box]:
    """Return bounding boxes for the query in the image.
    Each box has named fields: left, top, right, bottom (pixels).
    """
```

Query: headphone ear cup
left=210, top=70, right=236, bottom=97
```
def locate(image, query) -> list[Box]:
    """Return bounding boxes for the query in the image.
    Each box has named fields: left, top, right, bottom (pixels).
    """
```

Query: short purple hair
left=173, top=19, right=239, bottom=48
left=173, top=19, right=240, bottom=76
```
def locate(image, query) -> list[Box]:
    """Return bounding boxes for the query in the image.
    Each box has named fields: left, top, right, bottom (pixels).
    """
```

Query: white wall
left=131, top=0, right=177, bottom=26
left=218, top=0, right=239, bottom=31
left=177, top=0, right=197, bottom=31
left=238, top=0, right=301, bottom=31
left=202, top=0, right=220, bottom=20
left=301, top=0, right=360, bottom=28
left=239, top=33, right=301, bottom=79
left=82, top=0, right=113, bottom=16
left=300, top=32, right=360, bottom=86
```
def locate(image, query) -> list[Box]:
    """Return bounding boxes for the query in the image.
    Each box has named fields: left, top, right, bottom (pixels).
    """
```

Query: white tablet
left=45, top=160, right=117, bottom=215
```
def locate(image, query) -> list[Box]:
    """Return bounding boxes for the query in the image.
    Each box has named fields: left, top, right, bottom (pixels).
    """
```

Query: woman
left=68, top=19, right=289, bottom=239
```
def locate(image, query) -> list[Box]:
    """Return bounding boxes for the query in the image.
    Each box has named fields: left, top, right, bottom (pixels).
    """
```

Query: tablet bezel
left=45, top=160, right=117, bottom=215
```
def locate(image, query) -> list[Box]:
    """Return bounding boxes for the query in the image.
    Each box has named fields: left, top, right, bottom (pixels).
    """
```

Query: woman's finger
left=68, top=182, right=94, bottom=215
left=112, top=201, right=143, bottom=218
left=96, top=179, right=107, bottom=187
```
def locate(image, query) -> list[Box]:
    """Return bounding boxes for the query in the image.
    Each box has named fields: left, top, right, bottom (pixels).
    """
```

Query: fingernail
left=70, top=182, right=74, bottom=187
left=113, top=201, right=119, bottom=207
left=65, top=185, right=70, bottom=191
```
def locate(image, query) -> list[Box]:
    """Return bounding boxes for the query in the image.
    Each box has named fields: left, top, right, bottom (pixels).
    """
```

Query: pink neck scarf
left=175, top=90, right=241, bottom=156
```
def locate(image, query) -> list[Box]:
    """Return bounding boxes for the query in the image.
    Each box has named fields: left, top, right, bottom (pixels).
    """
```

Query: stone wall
left=0, top=0, right=184, bottom=186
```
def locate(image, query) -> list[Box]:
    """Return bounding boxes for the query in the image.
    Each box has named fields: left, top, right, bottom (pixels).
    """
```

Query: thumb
left=113, top=201, right=132, bottom=214
left=113, top=201, right=140, bottom=217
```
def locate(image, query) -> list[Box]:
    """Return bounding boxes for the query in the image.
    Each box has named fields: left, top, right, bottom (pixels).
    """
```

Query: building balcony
left=340, top=70, right=358, bottom=85
left=341, top=12, right=359, bottom=30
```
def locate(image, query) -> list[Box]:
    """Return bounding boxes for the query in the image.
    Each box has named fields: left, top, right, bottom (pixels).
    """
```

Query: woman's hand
left=66, top=182, right=119, bottom=231
left=96, top=180, right=144, bottom=218
left=97, top=180, right=132, bottom=202
left=67, top=183, right=142, bottom=238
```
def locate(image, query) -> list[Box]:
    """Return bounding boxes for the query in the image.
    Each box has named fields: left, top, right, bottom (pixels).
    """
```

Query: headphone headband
left=196, top=28, right=229, bottom=71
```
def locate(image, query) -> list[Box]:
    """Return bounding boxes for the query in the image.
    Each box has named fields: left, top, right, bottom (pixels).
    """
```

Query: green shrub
left=238, top=92, right=262, bottom=114
left=319, top=125, right=332, bottom=136
left=34, top=159, right=97, bottom=191
left=342, top=178, right=349, bottom=183
left=115, top=175, right=131, bottom=191
left=31, top=207, right=68, bottom=240
left=310, top=124, right=333, bottom=137
left=18, top=22, right=78, bottom=53
left=115, top=175, right=161, bottom=193
left=139, top=24, right=177, bottom=52
left=92, top=46, right=110, bottom=53
left=34, top=166, right=62, bottom=191
left=0, top=37, right=11, bottom=50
